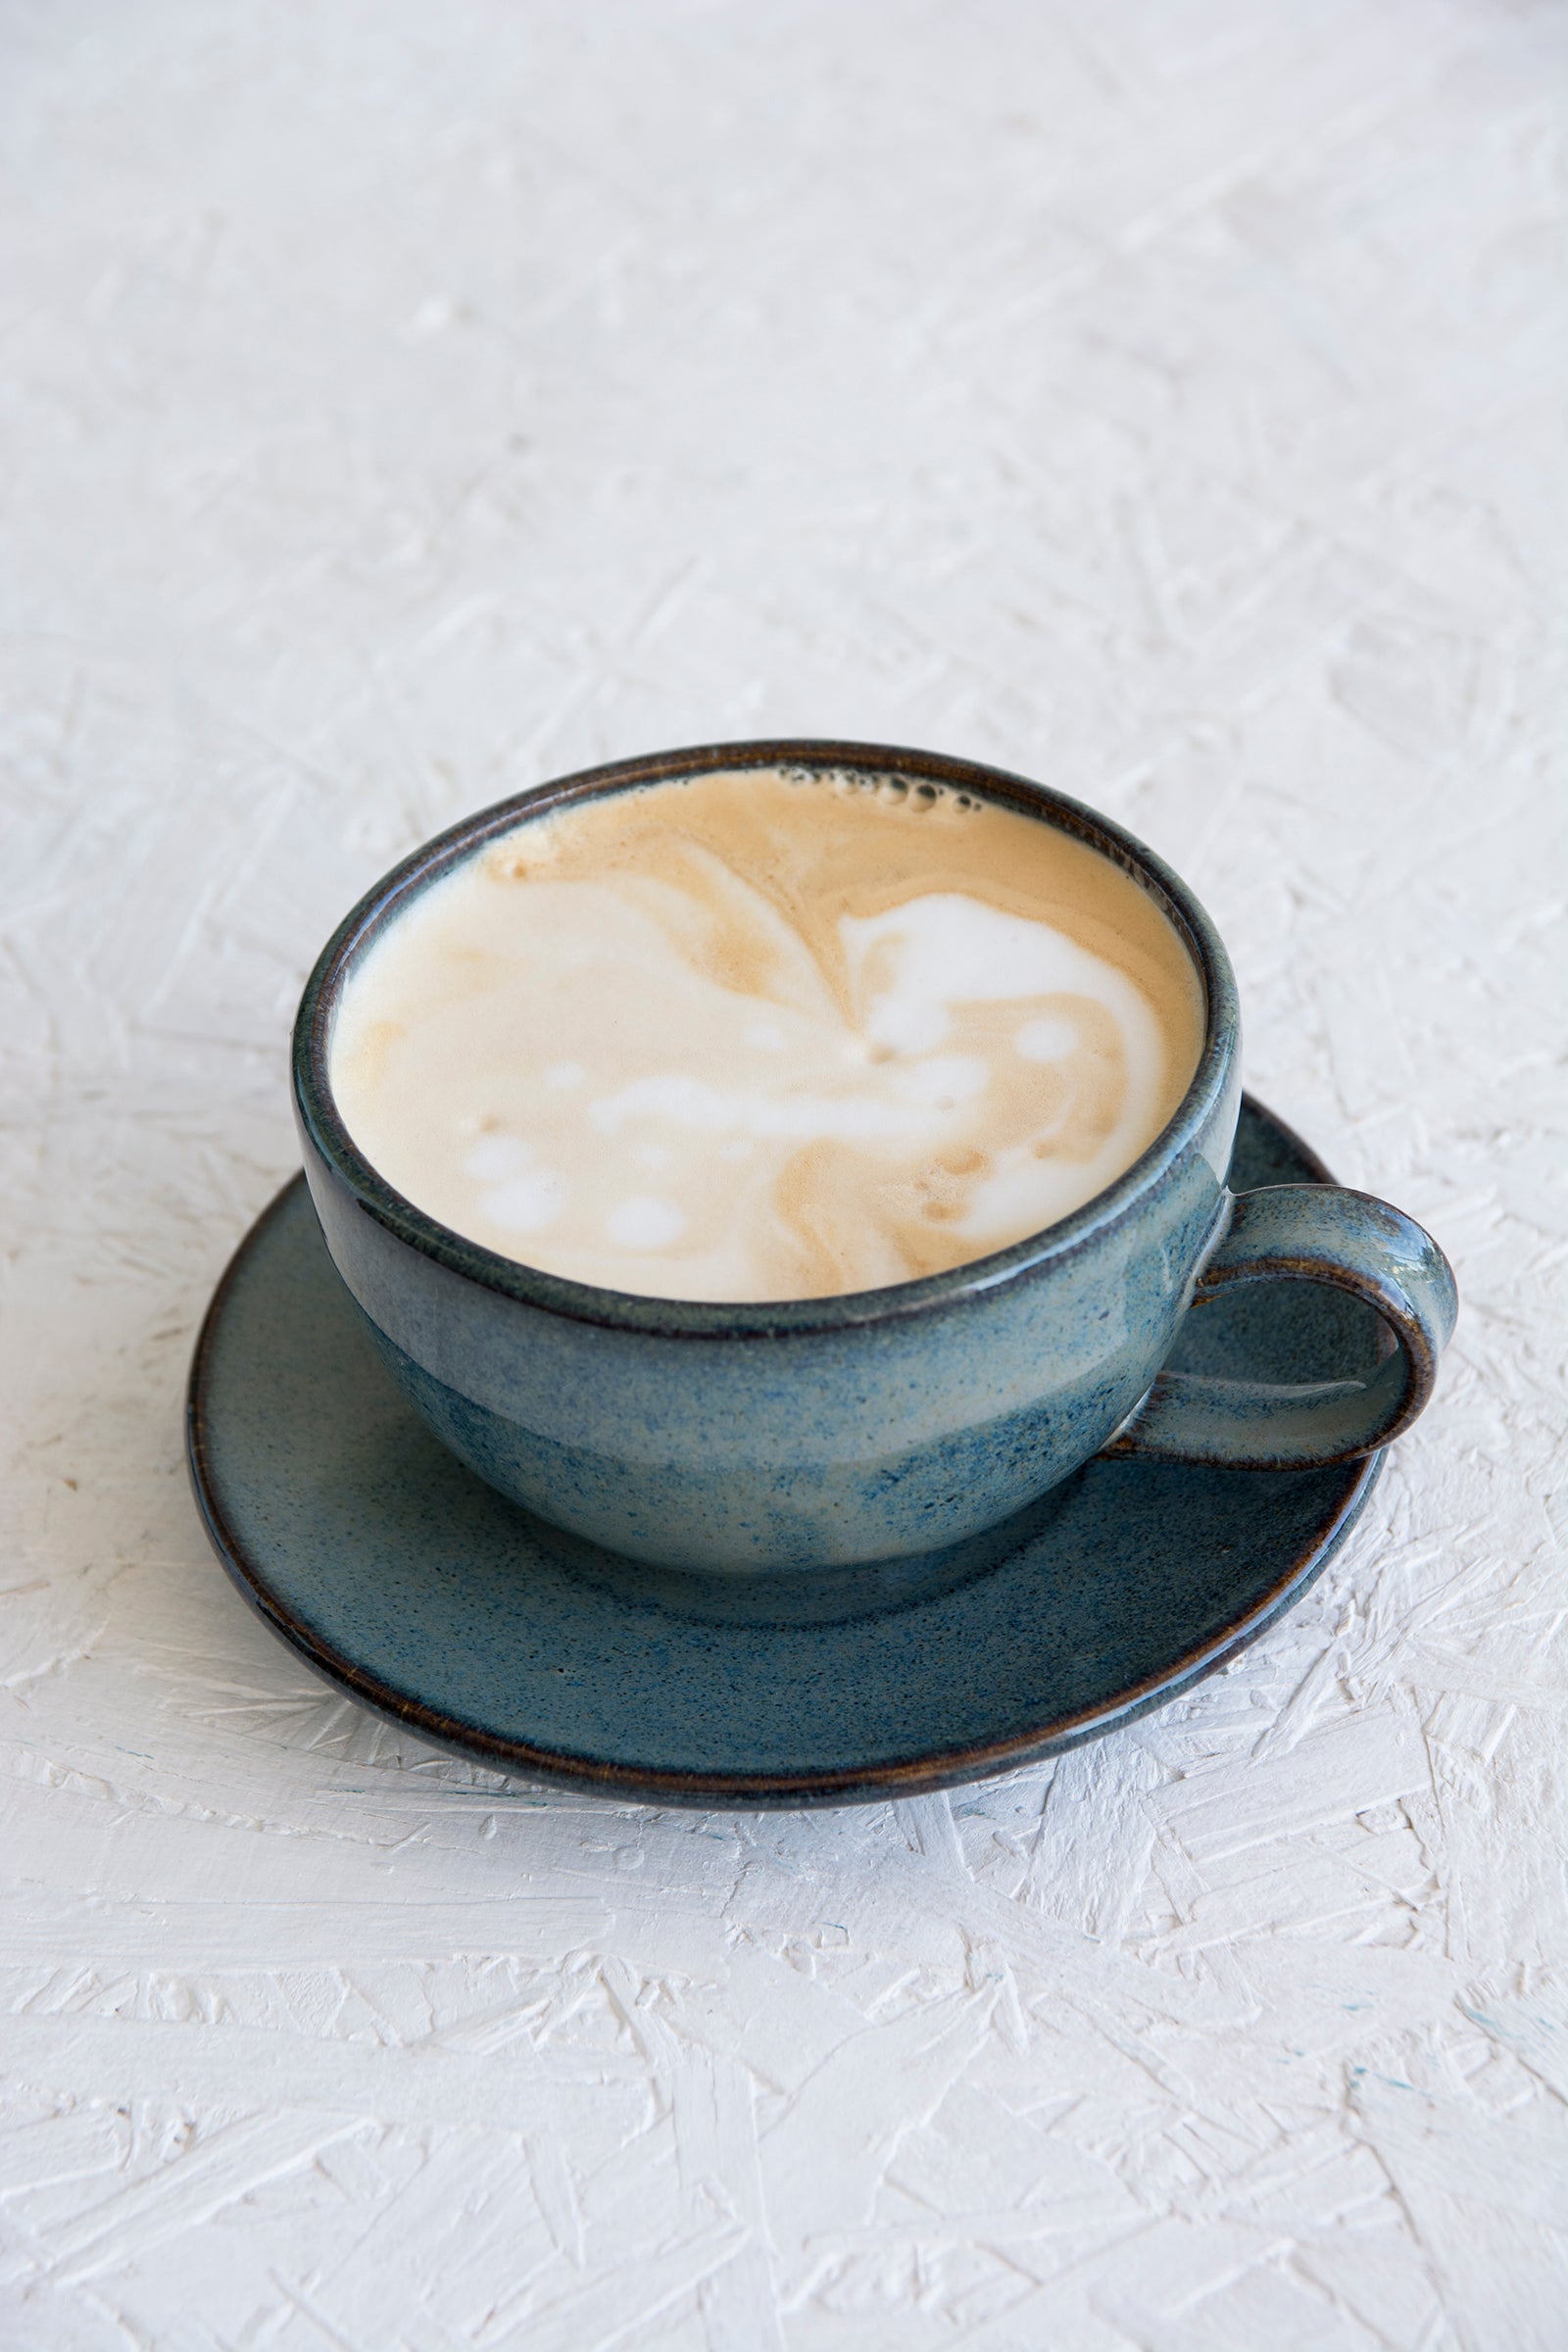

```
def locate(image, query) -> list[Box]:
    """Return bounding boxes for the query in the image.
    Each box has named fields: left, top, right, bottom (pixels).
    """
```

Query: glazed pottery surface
left=190, top=1096, right=1384, bottom=1807
left=294, top=742, right=1452, bottom=1577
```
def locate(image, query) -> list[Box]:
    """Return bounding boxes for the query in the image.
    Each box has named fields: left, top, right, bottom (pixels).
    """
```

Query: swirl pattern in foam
left=329, top=767, right=1204, bottom=1301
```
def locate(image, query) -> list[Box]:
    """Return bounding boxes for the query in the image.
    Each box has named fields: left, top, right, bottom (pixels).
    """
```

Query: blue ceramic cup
left=294, top=741, right=1456, bottom=1577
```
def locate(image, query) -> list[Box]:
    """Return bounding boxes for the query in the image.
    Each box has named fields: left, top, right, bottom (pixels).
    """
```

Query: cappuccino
left=330, top=766, right=1203, bottom=1301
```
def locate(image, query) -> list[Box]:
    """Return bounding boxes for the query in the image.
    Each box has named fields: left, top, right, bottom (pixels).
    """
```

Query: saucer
left=187, top=1097, right=1384, bottom=1807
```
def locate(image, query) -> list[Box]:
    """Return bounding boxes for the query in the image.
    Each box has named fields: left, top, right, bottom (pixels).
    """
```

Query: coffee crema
left=329, top=767, right=1204, bottom=1301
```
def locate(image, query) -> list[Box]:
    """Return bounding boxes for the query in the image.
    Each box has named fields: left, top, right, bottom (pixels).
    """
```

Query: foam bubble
left=480, top=1168, right=564, bottom=1232
left=1015, top=1014, right=1080, bottom=1062
left=464, top=1134, right=532, bottom=1181
left=606, top=1196, right=686, bottom=1250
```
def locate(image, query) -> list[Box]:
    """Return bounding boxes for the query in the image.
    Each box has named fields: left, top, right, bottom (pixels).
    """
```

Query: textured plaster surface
left=2, top=2, right=1566, bottom=2345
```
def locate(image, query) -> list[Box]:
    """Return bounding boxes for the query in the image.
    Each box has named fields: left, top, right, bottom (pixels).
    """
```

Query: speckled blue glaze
left=292, top=741, right=1454, bottom=1578
left=185, top=1098, right=1388, bottom=1806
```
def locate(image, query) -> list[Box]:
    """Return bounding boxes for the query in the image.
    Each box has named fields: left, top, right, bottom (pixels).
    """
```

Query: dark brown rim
left=292, top=738, right=1243, bottom=1341
left=186, top=1102, right=1383, bottom=1809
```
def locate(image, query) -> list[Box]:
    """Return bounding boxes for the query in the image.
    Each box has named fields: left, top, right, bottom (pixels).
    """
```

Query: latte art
left=330, top=767, right=1204, bottom=1300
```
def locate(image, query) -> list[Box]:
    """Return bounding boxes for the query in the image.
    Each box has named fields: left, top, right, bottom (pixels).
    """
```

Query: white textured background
left=2, top=3, right=1566, bottom=2346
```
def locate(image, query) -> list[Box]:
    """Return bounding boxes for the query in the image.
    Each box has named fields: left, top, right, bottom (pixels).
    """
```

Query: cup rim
left=293, top=738, right=1240, bottom=1338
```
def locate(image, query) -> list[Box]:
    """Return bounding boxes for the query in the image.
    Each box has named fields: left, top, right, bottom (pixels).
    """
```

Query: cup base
left=507, top=1476, right=1082, bottom=1628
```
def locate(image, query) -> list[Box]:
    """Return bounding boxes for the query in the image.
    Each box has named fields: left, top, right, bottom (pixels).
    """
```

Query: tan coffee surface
left=330, top=766, right=1204, bottom=1301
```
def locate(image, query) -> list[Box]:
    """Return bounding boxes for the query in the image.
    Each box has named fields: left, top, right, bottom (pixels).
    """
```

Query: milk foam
left=329, top=767, right=1204, bottom=1301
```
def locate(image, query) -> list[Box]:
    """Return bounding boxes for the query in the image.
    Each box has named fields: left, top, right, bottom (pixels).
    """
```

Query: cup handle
left=1100, top=1185, right=1458, bottom=1469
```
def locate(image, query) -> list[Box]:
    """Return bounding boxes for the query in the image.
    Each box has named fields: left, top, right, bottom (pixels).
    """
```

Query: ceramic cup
left=293, top=740, right=1456, bottom=1577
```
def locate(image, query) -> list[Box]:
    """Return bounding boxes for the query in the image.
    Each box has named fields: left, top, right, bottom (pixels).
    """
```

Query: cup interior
left=294, top=739, right=1237, bottom=1336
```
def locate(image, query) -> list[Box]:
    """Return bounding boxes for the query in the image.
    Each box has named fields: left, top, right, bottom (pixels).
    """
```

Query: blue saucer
left=187, top=1097, right=1383, bottom=1806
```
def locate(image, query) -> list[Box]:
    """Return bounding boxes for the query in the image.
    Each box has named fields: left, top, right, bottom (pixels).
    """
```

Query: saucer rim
left=186, top=1094, right=1384, bottom=1807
